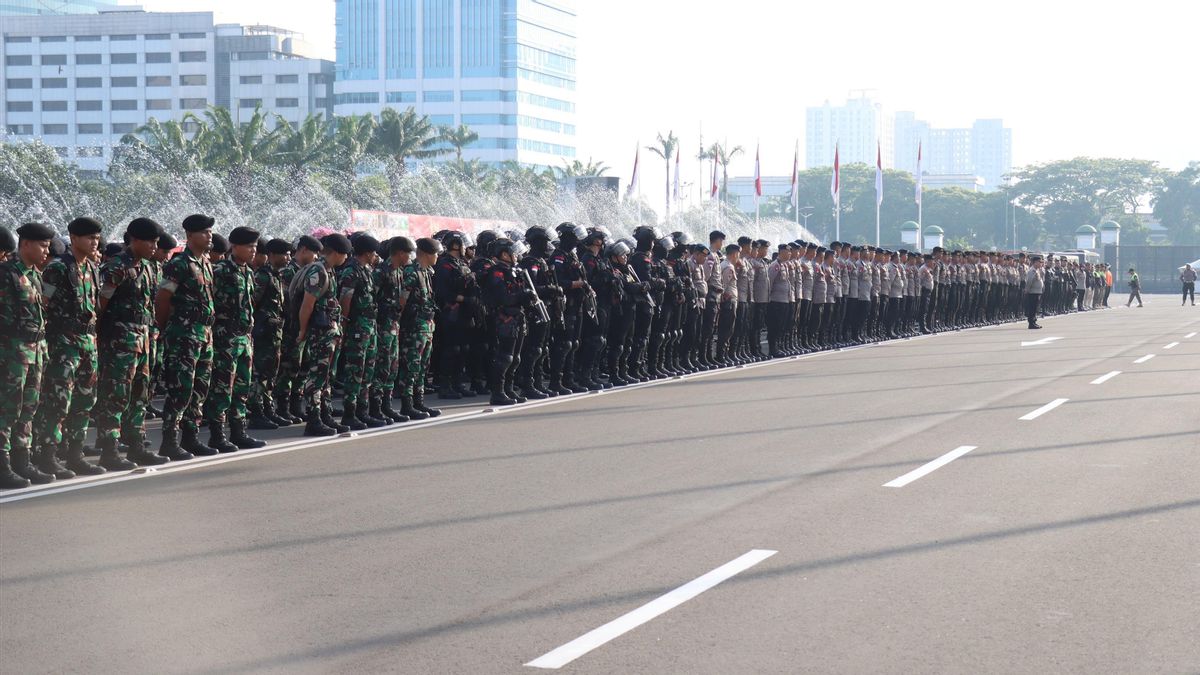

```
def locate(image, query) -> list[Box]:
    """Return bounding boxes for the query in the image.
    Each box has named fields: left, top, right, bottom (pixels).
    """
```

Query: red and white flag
left=673, top=146, right=681, bottom=201
left=875, top=141, right=884, bottom=207
left=830, top=143, right=840, bottom=205
left=754, top=144, right=762, bottom=198
left=915, top=141, right=923, bottom=206
left=625, top=144, right=640, bottom=199
left=790, top=141, right=799, bottom=210
left=710, top=149, right=719, bottom=199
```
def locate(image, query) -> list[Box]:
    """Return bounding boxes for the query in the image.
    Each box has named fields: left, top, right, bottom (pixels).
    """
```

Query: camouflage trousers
left=396, top=326, right=434, bottom=398
left=274, top=327, right=303, bottom=408
left=149, top=326, right=164, bottom=396
left=0, top=339, right=44, bottom=459
left=252, top=324, right=283, bottom=411
left=161, top=325, right=213, bottom=434
left=341, top=322, right=377, bottom=408
left=93, top=346, right=151, bottom=444
left=372, top=325, right=400, bottom=400
left=302, top=329, right=340, bottom=412
left=204, top=333, right=252, bottom=424
left=33, top=337, right=97, bottom=450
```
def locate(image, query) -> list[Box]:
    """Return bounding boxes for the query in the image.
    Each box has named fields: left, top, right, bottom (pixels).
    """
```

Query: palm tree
left=117, top=114, right=210, bottom=176
left=557, top=157, right=609, bottom=179
left=332, top=113, right=377, bottom=175
left=699, top=142, right=744, bottom=202
left=273, top=113, right=338, bottom=178
left=439, top=124, right=479, bottom=162
left=202, top=104, right=282, bottom=183
left=497, top=160, right=557, bottom=193
left=647, top=131, right=679, bottom=220
left=368, top=107, right=451, bottom=202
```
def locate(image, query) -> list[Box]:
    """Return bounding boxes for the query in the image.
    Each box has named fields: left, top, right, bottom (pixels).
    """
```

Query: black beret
left=692, top=244, right=709, bottom=253
left=806, top=243, right=818, bottom=249
left=352, top=234, right=380, bottom=255
left=68, top=217, right=103, bottom=236
left=158, top=233, right=178, bottom=250
left=182, top=213, right=215, bottom=232
left=228, top=226, right=260, bottom=246
left=0, top=227, right=16, bottom=252
left=210, top=233, right=229, bottom=253
left=898, top=249, right=908, bottom=254
left=49, top=237, right=67, bottom=256
left=816, top=247, right=827, bottom=254
left=415, top=237, right=442, bottom=255
left=265, top=238, right=293, bottom=255
left=390, top=236, right=414, bottom=254
left=323, top=233, right=352, bottom=255
left=17, top=223, right=57, bottom=241
left=103, top=242, right=125, bottom=257
left=295, top=235, right=322, bottom=253
left=777, top=244, right=788, bottom=251
left=127, top=217, right=162, bottom=241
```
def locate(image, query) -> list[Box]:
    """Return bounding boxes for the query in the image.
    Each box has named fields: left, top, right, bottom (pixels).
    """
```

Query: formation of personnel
left=1, top=219, right=1098, bottom=490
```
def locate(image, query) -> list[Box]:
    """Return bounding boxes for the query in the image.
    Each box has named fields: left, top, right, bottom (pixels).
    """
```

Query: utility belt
left=48, top=318, right=97, bottom=337
left=173, top=306, right=215, bottom=327
left=0, top=323, right=44, bottom=342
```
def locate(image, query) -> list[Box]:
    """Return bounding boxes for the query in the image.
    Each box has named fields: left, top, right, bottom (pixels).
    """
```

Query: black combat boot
left=365, top=397, right=392, bottom=427
left=304, top=408, right=337, bottom=436
left=61, top=440, right=105, bottom=476
left=378, top=394, right=409, bottom=423
left=97, top=436, right=137, bottom=471
left=158, top=426, right=194, bottom=462
left=399, top=395, right=429, bottom=421
left=412, top=391, right=441, bottom=417
left=1, top=449, right=32, bottom=489
left=37, top=443, right=75, bottom=480
left=11, top=446, right=54, bottom=485
left=321, top=401, right=350, bottom=434
left=246, top=402, right=279, bottom=430
left=287, top=393, right=306, bottom=424
left=437, top=376, right=463, bottom=400
left=340, top=401, right=367, bottom=431
left=127, top=432, right=170, bottom=465
left=265, top=401, right=293, bottom=427
left=205, top=420, right=239, bottom=454
left=229, top=418, right=267, bottom=449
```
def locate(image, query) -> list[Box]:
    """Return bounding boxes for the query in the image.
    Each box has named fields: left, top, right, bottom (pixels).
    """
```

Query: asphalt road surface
left=3, top=297, right=1198, bottom=674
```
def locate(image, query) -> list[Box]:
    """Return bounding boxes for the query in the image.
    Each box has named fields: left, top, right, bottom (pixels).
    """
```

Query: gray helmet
left=605, top=241, right=631, bottom=258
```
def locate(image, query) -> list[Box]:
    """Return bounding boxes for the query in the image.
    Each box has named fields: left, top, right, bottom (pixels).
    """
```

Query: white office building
left=894, top=112, right=1012, bottom=191
left=1, top=9, right=333, bottom=173
left=806, top=93, right=894, bottom=170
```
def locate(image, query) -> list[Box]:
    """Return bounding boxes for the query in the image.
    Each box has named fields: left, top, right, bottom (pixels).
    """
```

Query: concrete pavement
left=2, top=297, right=1197, bottom=674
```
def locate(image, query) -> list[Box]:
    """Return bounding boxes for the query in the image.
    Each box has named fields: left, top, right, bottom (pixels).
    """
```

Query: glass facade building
left=0, top=0, right=119, bottom=15
left=333, top=0, right=576, bottom=167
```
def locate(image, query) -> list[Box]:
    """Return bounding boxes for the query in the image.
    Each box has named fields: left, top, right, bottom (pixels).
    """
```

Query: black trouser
left=767, top=302, right=788, bottom=355
left=679, top=303, right=701, bottom=366
left=751, top=303, right=768, bottom=356
left=436, top=317, right=470, bottom=389
left=1076, top=289, right=1086, bottom=311
left=920, top=289, right=934, bottom=331
left=715, top=301, right=736, bottom=361
left=1183, top=282, right=1195, bottom=304
left=1024, top=293, right=1041, bottom=327
left=489, top=318, right=524, bottom=396
left=700, top=297, right=720, bottom=363
left=518, top=320, right=549, bottom=389
left=1127, top=288, right=1143, bottom=307
left=549, top=305, right=582, bottom=385
left=607, top=306, right=634, bottom=378
left=629, top=308, right=654, bottom=374
left=577, top=308, right=608, bottom=384
left=650, top=303, right=674, bottom=373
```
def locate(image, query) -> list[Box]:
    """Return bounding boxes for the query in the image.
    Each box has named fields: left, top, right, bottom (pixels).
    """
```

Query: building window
left=429, top=114, right=454, bottom=126
left=276, top=98, right=299, bottom=108
left=76, top=77, right=103, bottom=88
left=112, top=122, right=137, bottom=134
left=517, top=91, right=575, bottom=113
left=111, top=100, right=138, bottom=111
left=42, top=124, right=68, bottom=135
left=74, top=35, right=101, bottom=43
left=335, top=92, right=379, bottom=105
left=110, top=34, right=137, bottom=41
left=75, top=54, right=102, bottom=65
left=238, top=75, right=262, bottom=85
left=179, top=98, right=207, bottom=109
left=52, top=146, right=69, bottom=157
left=462, top=114, right=513, bottom=126
left=146, top=75, right=172, bottom=87
left=423, top=90, right=453, bottom=103
left=145, top=99, right=171, bottom=110
left=179, top=51, right=207, bottom=63
left=472, top=138, right=516, bottom=150
left=5, top=55, right=32, bottom=66
left=112, top=76, right=139, bottom=87
left=385, top=92, right=416, bottom=103
left=42, top=100, right=68, bottom=112
left=77, top=146, right=103, bottom=157
left=77, top=100, right=103, bottom=111
left=275, top=74, right=299, bottom=84
left=41, top=54, right=68, bottom=66
left=6, top=124, right=34, bottom=135
left=110, top=53, right=138, bottom=65
left=178, top=32, right=206, bottom=39
left=40, top=36, right=67, bottom=43
left=5, top=36, right=32, bottom=44
left=315, top=97, right=328, bottom=108
left=6, top=101, right=33, bottom=112
left=144, top=33, right=170, bottom=40
left=145, top=52, right=171, bottom=64
left=42, top=77, right=67, bottom=88
left=462, top=90, right=514, bottom=102
left=78, top=123, right=103, bottom=134
left=239, top=98, right=262, bottom=109
left=180, top=74, right=206, bottom=86
left=6, top=78, right=33, bottom=89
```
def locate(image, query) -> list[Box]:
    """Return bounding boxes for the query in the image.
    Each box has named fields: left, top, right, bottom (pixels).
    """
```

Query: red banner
left=344, top=210, right=520, bottom=240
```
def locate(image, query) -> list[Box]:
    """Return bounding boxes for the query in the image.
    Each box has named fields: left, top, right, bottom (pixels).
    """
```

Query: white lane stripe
left=525, top=549, right=777, bottom=669
left=883, top=446, right=978, bottom=488
left=1134, top=354, right=1156, bottom=364
left=1090, top=371, right=1122, bottom=385
left=1020, top=398, right=1069, bottom=421
left=1163, top=342, right=1179, bottom=350
left=1186, top=332, right=1197, bottom=339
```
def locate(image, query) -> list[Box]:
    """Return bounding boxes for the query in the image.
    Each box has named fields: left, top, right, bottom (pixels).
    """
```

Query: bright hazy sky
left=133, top=0, right=1197, bottom=203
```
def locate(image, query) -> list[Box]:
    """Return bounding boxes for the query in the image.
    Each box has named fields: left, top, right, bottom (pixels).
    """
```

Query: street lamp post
left=799, top=206, right=814, bottom=233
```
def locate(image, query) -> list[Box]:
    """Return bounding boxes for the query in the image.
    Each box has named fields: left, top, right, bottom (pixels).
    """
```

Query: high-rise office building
left=894, top=112, right=1012, bottom=190
left=805, top=93, right=894, bottom=169
left=0, top=0, right=119, bottom=15
left=1, top=9, right=333, bottom=173
left=333, top=0, right=577, bottom=168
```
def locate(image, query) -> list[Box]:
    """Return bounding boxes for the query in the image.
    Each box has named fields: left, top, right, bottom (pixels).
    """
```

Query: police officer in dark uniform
left=548, top=222, right=590, bottom=394
left=432, top=231, right=475, bottom=399
left=483, top=238, right=537, bottom=405
left=649, top=232, right=677, bottom=377
left=517, top=226, right=562, bottom=399
left=576, top=228, right=611, bottom=391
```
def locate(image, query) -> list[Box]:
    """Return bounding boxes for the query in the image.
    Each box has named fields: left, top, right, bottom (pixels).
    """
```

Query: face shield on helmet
left=605, top=241, right=631, bottom=258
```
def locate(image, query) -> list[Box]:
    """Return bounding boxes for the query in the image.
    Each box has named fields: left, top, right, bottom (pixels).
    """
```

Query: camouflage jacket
left=400, top=262, right=437, bottom=331
left=0, top=258, right=44, bottom=359
left=212, top=258, right=254, bottom=339
left=160, top=248, right=215, bottom=336
left=253, top=263, right=286, bottom=334
left=337, top=257, right=376, bottom=334
left=42, top=255, right=99, bottom=348
left=98, top=251, right=154, bottom=353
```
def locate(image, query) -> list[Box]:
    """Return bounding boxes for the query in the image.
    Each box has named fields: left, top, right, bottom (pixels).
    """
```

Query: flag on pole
left=673, top=147, right=681, bottom=201
left=754, top=144, right=762, bottom=198
left=830, top=143, right=840, bottom=204
left=789, top=141, right=799, bottom=210
left=625, top=144, right=639, bottom=199
left=915, top=141, right=923, bottom=206
left=875, top=141, right=884, bottom=207
left=710, top=149, right=719, bottom=199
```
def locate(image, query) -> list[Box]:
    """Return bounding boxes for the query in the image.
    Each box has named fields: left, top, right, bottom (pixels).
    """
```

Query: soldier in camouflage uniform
left=145, top=232, right=176, bottom=420
left=157, top=214, right=218, bottom=458
left=32, top=217, right=106, bottom=479
left=299, top=233, right=351, bottom=437
left=397, top=237, right=443, bottom=421
left=203, top=226, right=265, bottom=452
left=247, top=238, right=294, bottom=430
left=0, top=223, right=56, bottom=489
left=337, top=234, right=386, bottom=430
left=371, top=236, right=413, bottom=424
left=93, top=219, right=172, bottom=469
left=276, top=235, right=322, bottom=424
